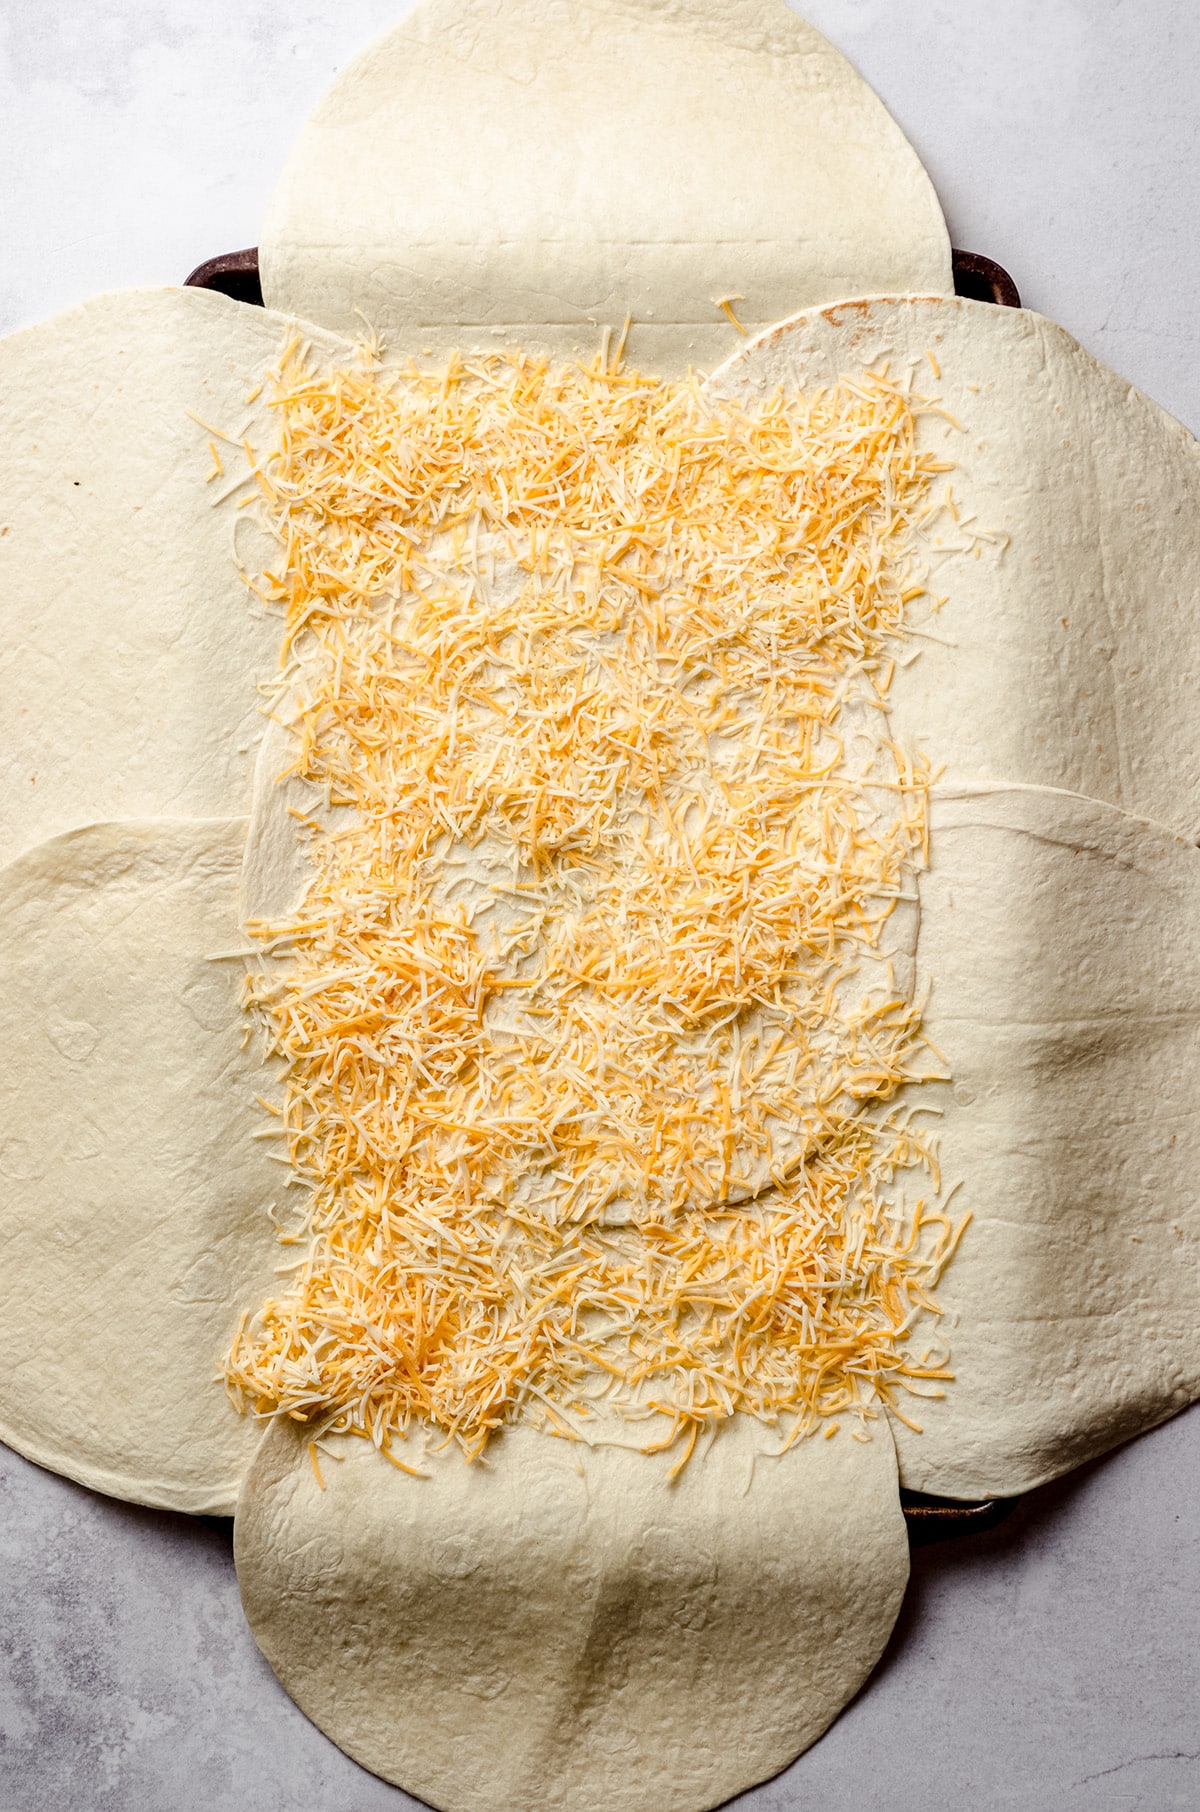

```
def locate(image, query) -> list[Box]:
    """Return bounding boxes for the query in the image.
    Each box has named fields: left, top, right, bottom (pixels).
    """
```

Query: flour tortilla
left=709, top=303, right=1200, bottom=1490
left=259, top=0, right=951, bottom=373
left=707, top=295, right=1200, bottom=841
left=240, top=646, right=922, bottom=1220
left=235, top=1415, right=908, bottom=1811
left=0, top=287, right=350, bottom=870
left=0, top=819, right=282, bottom=1515
left=887, top=785, right=1200, bottom=1497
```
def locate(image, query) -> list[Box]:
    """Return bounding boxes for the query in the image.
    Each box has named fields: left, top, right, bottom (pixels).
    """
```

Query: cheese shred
left=224, top=344, right=964, bottom=1459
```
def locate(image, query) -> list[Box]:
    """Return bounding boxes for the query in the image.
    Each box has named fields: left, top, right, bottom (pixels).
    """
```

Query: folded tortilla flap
left=259, top=0, right=951, bottom=371
left=0, top=818, right=284, bottom=1516
left=0, top=287, right=353, bottom=870
left=235, top=1414, right=908, bottom=1810
left=889, top=784, right=1200, bottom=1497
left=707, top=294, right=1200, bottom=841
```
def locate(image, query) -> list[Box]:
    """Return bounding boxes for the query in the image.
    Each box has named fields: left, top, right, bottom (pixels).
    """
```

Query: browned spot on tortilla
left=818, top=292, right=955, bottom=328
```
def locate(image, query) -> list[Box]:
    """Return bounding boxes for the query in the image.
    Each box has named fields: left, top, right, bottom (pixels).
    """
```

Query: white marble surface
left=2, top=3, right=1199, bottom=1808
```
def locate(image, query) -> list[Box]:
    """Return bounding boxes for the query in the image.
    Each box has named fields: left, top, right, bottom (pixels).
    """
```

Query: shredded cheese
left=224, top=344, right=965, bottom=1459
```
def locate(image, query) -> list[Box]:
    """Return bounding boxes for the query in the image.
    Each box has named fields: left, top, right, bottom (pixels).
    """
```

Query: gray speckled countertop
left=2, top=4, right=1199, bottom=1808
left=4, top=1405, right=1200, bottom=1811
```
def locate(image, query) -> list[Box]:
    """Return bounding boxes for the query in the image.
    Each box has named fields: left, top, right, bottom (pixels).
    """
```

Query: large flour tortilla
left=709, top=299, right=1200, bottom=1491
left=0, top=287, right=348, bottom=869
left=887, top=785, right=1200, bottom=1497
left=236, top=1415, right=908, bottom=1811
left=260, top=0, right=951, bottom=372
left=0, top=819, right=280, bottom=1515
left=707, top=295, right=1200, bottom=841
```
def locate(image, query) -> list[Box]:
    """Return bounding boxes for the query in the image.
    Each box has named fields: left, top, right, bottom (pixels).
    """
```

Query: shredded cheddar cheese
left=224, top=344, right=965, bottom=1458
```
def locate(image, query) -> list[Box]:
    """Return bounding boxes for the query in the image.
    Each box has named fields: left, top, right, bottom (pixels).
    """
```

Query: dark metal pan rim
left=184, top=245, right=1021, bottom=312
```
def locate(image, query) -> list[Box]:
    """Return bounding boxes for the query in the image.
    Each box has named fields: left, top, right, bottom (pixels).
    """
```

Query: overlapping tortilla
left=235, top=1414, right=908, bottom=1810
left=0, top=819, right=281, bottom=1515
left=239, top=659, right=924, bottom=1222
left=0, top=287, right=349, bottom=868
left=887, top=785, right=1200, bottom=1497
left=239, top=697, right=354, bottom=927
left=259, top=0, right=952, bottom=372
left=707, top=294, right=1200, bottom=840
left=707, top=300, right=1200, bottom=1493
